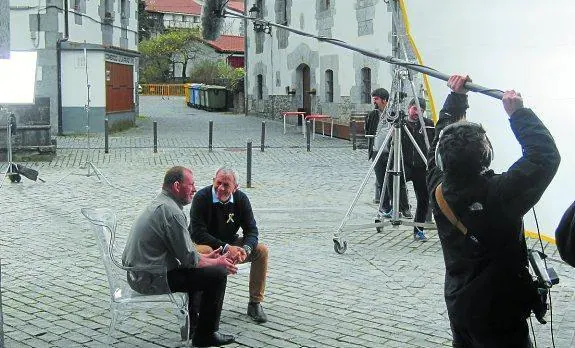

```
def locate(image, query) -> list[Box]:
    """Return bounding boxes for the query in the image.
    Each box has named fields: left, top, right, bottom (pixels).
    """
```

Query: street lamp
left=248, top=4, right=272, bottom=35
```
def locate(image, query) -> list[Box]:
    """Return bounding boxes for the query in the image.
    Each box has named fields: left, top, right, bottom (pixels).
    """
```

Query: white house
left=145, top=0, right=245, bottom=37
left=9, top=0, right=140, bottom=136
left=245, top=0, right=427, bottom=137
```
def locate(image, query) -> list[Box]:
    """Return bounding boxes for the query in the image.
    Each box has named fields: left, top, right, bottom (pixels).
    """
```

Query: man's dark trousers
left=167, top=266, right=227, bottom=337
left=451, top=320, right=532, bottom=348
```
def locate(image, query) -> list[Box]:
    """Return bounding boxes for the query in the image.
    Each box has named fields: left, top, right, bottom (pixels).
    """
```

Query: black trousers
left=373, top=152, right=408, bottom=212
left=410, top=168, right=429, bottom=232
left=167, top=266, right=228, bottom=337
left=451, top=320, right=532, bottom=348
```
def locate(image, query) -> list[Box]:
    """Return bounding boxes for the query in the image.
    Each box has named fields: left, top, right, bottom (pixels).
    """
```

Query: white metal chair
left=81, top=208, right=189, bottom=345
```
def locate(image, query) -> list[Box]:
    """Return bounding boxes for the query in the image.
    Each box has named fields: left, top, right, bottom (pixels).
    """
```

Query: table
left=305, top=114, right=333, bottom=139
left=281, top=111, right=307, bottom=135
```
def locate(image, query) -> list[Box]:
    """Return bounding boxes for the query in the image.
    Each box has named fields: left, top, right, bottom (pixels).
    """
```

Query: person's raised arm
left=492, top=91, right=560, bottom=217
left=427, top=75, right=471, bottom=193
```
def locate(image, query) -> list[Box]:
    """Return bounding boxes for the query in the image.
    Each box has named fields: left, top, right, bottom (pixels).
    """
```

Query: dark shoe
left=413, top=229, right=428, bottom=242
left=401, top=208, right=413, bottom=219
left=192, top=332, right=235, bottom=347
left=382, top=208, right=393, bottom=219
left=247, top=302, right=268, bottom=323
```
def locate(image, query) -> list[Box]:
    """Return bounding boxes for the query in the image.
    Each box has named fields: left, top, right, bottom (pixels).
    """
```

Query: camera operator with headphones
left=426, top=75, right=560, bottom=347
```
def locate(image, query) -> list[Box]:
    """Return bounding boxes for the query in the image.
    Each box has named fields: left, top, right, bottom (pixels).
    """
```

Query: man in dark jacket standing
left=189, top=167, right=269, bottom=323
left=400, top=97, right=434, bottom=241
left=427, top=75, right=560, bottom=347
left=365, top=87, right=391, bottom=207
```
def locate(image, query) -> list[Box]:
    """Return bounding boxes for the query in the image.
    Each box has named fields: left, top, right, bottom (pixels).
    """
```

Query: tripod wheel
left=9, top=174, right=21, bottom=183
left=333, top=239, right=347, bottom=254
left=375, top=218, right=383, bottom=233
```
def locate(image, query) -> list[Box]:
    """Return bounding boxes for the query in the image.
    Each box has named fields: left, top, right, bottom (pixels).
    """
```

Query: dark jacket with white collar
left=188, top=185, right=259, bottom=251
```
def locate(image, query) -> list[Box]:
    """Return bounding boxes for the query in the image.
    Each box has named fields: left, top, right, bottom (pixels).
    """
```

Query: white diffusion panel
left=403, top=0, right=575, bottom=238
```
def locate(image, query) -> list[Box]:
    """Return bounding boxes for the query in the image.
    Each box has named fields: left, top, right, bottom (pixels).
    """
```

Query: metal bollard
left=104, top=118, right=109, bottom=154
left=351, top=120, right=357, bottom=150
left=208, top=120, right=213, bottom=152
left=247, top=140, right=252, bottom=188
left=153, top=121, right=158, bottom=153
left=306, top=120, right=311, bottom=152
left=260, top=121, right=266, bottom=152
left=0, top=261, right=4, bottom=348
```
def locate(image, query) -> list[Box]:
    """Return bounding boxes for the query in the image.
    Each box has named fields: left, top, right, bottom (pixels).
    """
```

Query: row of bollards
left=102, top=119, right=323, bottom=154
left=101, top=118, right=348, bottom=188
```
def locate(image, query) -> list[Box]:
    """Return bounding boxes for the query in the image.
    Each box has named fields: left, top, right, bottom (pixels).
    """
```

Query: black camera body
left=528, top=249, right=559, bottom=324
left=529, top=249, right=559, bottom=289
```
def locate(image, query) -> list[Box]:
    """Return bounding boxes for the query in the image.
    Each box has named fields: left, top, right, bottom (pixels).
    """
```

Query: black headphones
left=435, top=121, right=493, bottom=172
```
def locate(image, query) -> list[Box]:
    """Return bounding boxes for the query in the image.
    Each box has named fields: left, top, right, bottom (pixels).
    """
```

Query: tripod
left=332, top=1, right=436, bottom=254
left=57, top=44, right=112, bottom=186
left=0, top=114, right=20, bottom=188
left=332, top=67, right=437, bottom=253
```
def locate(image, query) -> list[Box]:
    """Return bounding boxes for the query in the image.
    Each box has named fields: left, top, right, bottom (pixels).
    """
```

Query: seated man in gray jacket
left=122, top=166, right=237, bottom=347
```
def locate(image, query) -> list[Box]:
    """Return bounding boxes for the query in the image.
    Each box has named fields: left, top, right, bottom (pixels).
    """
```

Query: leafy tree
left=137, top=0, right=157, bottom=42
left=139, top=28, right=203, bottom=83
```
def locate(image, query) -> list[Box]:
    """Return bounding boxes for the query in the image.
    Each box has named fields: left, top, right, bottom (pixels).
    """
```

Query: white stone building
left=245, top=0, right=426, bottom=137
left=8, top=0, right=140, bottom=136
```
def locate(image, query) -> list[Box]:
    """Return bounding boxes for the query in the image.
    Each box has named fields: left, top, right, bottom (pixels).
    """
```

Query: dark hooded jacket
left=426, top=92, right=560, bottom=331
left=556, top=201, right=575, bottom=267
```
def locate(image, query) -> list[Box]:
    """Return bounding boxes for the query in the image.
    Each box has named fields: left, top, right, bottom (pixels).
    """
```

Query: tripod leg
left=333, top=127, right=394, bottom=244
left=0, top=169, right=10, bottom=189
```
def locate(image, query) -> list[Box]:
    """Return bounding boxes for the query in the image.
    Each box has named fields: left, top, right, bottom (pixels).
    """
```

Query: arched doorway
left=296, top=63, right=311, bottom=114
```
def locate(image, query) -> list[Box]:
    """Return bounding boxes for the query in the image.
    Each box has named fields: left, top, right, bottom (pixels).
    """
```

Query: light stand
left=0, top=114, right=20, bottom=188
left=56, top=44, right=113, bottom=186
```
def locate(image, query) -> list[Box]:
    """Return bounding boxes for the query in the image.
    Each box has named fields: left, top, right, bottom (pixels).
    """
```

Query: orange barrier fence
left=141, top=84, right=186, bottom=96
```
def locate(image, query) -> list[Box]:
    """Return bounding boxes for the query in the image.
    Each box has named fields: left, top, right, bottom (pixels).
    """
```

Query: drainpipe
left=243, top=0, right=248, bottom=116
left=57, top=0, right=69, bottom=134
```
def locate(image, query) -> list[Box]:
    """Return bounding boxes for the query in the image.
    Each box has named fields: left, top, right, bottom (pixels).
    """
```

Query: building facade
left=9, top=0, right=139, bottom=136
left=245, top=0, right=424, bottom=135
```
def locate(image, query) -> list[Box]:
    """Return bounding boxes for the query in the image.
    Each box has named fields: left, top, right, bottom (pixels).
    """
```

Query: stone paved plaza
left=1, top=96, right=574, bottom=347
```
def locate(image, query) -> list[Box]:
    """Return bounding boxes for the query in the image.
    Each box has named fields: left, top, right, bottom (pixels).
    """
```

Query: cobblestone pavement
left=1, top=96, right=574, bottom=347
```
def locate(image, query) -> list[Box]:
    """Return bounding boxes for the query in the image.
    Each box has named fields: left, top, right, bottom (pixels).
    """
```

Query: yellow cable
left=525, top=230, right=556, bottom=245
left=398, top=0, right=438, bottom=123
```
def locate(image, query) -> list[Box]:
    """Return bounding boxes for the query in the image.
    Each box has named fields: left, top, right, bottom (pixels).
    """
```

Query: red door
left=105, top=62, right=134, bottom=113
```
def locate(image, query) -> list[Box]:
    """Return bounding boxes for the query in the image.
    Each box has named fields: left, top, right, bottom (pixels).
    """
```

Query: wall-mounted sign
left=105, top=53, right=134, bottom=65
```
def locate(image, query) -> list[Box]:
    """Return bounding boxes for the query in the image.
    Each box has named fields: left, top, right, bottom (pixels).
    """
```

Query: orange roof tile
left=227, top=0, right=245, bottom=13
left=205, top=35, right=244, bottom=53
left=145, top=0, right=202, bottom=15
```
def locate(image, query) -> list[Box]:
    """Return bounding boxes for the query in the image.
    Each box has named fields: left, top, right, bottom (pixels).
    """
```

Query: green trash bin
left=204, top=85, right=228, bottom=111
left=198, top=85, right=209, bottom=110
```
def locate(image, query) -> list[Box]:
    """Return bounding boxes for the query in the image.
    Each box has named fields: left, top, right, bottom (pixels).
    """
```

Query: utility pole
left=243, top=0, right=249, bottom=116
left=0, top=0, right=10, bottom=59
left=0, top=2, right=8, bottom=344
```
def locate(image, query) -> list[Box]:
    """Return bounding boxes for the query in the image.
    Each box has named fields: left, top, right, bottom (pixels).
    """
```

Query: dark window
left=277, top=0, right=288, bottom=25
left=120, top=0, right=127, bottom=18
left=361, top=67, right=371, bottom=103
left=257, top=74, right=263, bottom=100
left=323, top=0, right=331, bottom=10
left=257, top=0, right=264, bottom=18
left=325, top=69, right=334, bottom=103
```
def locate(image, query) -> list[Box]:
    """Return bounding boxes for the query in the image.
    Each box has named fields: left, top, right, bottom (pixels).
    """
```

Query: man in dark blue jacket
left=189, top=167, right=269, bottom=323
left=427, top=75, right=560, bottom=347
